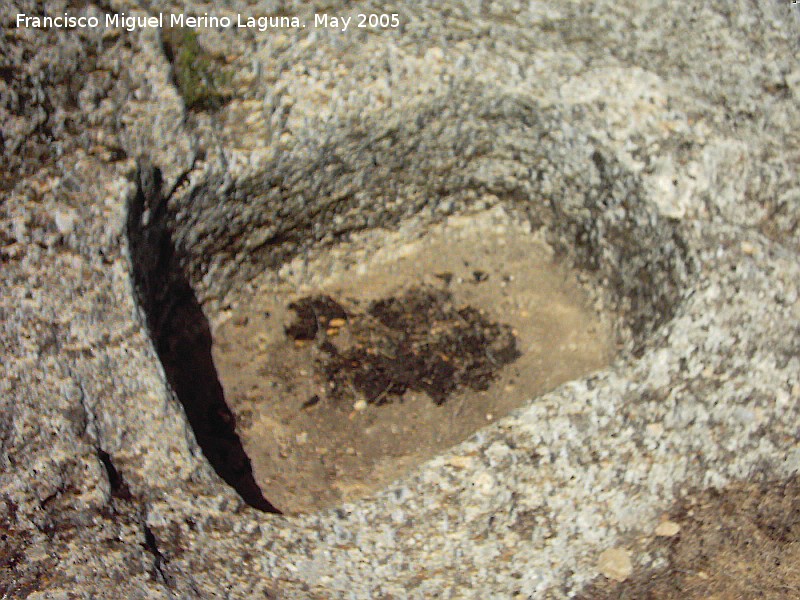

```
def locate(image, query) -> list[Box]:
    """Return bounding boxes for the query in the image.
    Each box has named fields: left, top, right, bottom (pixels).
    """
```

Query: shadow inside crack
left=157, top=282, right=280, bottom=513
left=127, top=162, right=280, bottom=514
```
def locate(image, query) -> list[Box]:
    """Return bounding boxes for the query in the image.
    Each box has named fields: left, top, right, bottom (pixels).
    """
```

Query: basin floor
left=211, top=209, right=615, bottom=514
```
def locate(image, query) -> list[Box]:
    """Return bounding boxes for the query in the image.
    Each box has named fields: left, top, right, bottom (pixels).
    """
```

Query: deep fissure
left=127, top=163, right=280, bottom=514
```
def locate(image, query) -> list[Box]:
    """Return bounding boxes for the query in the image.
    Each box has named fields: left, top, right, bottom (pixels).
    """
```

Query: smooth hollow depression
left=127, top=91, right=693, bottom=514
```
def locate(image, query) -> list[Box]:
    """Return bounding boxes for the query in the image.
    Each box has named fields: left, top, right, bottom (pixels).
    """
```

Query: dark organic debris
left=285, top=286, right=520, bottom=406
left=301, top=394, right=321, bottom=410
left=284, top=295, right=348, bottom=341
left=472, top=270, right=489, bottom=283
left=434, top=272, right=454, bottom=285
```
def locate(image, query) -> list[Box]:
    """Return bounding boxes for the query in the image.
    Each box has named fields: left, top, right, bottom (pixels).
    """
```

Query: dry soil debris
left=285, top=285, right=521, bottom=406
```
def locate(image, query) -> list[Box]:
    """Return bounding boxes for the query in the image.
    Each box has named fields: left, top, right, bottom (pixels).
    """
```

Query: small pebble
left=646, top=423, right=664, bottom=437
left=54, top=210, right=76, bottom=236
left=447, top=456, right=473, bottom=469
left=741, top=241, right=757, bottom=256
left=655, top=520, right=681, bottom=537
left=597, top=547, right=633, bottom=582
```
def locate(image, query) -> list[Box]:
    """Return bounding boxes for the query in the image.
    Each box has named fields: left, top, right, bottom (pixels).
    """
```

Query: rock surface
left=2, top=0, right=800, bottom=598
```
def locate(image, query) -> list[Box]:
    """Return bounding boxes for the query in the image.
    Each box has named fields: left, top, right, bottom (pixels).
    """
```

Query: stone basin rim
left=126, top=90, right=697, bottom=513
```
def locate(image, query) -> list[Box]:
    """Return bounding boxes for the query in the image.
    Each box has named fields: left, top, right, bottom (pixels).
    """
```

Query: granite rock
left=2, top=0, right=800, bottom=597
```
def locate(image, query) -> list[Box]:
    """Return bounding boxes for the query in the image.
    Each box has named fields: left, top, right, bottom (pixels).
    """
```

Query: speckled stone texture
left=2, top=0, right=800, bottom=597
